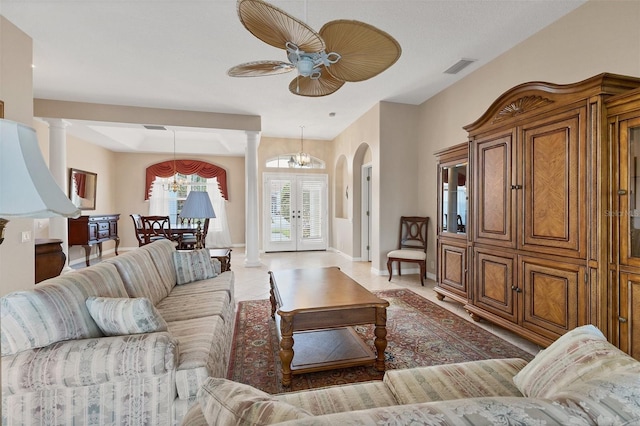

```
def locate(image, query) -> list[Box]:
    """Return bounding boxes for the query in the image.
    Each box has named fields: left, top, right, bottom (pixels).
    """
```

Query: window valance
left=145, top=160, right=228, bottom=200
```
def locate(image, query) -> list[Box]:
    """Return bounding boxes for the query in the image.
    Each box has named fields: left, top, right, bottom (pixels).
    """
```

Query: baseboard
left=371, top=265, right=436, bottom=281
left=328, top=247, right=361, bottom=261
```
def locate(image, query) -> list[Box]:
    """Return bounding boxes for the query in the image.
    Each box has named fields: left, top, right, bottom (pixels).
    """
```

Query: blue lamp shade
left=0, top=119, right=81, bottom=218
left=179, top=191, right=215, bottom=219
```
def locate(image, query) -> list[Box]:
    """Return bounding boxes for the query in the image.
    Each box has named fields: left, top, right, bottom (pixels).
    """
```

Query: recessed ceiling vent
left=444, top=58, right=476, bottom=75
left=143, top=125, right=167, bottom=130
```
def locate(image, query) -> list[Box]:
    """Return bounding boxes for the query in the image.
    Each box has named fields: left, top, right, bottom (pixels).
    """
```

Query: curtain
left=74, top=173, right=86, bottom=198
left=145, top=160, right=228, bottom=200
left=205, top=179, right=232, bottom=248
left=149, top=178, right=173, bottom=217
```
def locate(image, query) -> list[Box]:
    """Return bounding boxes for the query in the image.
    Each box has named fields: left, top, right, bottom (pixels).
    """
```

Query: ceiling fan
left=228, top=0, right=402, bottom=97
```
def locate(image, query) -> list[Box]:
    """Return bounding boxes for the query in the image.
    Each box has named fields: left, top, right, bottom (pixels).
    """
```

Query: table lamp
left=179, top=191, right=215, bottom=250
left=0, top=119, right=81, bottom=244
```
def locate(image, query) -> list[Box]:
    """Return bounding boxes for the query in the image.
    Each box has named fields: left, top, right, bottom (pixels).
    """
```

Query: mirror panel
left=441, top=163, right=467, bottom=234
left=69, top=168, right=97, bottom=210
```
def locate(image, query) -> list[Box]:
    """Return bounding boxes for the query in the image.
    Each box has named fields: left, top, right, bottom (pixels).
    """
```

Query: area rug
left=227, top=288, right=534, bottom=394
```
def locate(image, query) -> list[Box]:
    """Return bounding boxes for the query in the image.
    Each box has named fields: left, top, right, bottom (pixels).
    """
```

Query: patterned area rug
left=227, top=288, right=534, bottom=394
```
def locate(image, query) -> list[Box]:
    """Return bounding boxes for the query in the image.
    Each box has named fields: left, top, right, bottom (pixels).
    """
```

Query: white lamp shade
left=0, top=119, right=81, bottom=218
left=179, top=191, right=215, bottom=219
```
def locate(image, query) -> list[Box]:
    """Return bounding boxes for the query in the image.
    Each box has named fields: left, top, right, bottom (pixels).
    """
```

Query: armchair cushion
left=552, top=370, right=640, bottom=425
left=197, top=378, right=312, bottom=426
left=173, top=249, right=217, bottom=285
left=86, top=296, right=168, bottom=336
left=2, top=332, right=178, bottom=394
left=512, top=324, right=639, bottom=399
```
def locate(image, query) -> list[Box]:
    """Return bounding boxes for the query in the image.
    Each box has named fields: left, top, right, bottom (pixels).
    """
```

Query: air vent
left=143, top=125, right=167, bottom=130
left=444, top=58, right=476, bottom=75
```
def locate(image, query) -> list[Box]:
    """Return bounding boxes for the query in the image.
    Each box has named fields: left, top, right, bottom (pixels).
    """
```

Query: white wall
left=415, top=0, right=640, bottom=273
left=0, top=17, right=36, bottom=295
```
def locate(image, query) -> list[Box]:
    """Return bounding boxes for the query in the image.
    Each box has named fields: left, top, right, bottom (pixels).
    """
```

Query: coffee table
left=269, top=267, right=389, bottom=386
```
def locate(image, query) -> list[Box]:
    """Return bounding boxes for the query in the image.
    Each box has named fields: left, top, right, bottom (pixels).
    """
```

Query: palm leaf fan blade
left=228, top=61, right=294, bottom=77
left=288, top=73, right=345, bottom=97
left=320, top=20, right=401, bottom=82
left=237, top=0, right=324, bottom=53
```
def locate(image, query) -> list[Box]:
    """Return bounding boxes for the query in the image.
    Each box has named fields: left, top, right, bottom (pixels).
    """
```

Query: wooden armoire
left=435, top=73, right=640, bottom=352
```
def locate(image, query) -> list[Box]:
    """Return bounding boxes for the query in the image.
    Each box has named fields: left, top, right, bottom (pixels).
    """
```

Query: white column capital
left=42, top=118, right=71, bottom=129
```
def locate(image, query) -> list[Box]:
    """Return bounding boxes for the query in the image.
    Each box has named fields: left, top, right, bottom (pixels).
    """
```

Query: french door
left=263, top=173, right=328, bottom=252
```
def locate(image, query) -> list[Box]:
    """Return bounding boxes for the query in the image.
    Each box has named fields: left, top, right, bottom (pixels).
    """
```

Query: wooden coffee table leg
left=269, top=274, right=276, bottom=319
left=279, top=314, right=294, bottom=386
left=374, top=306, right=387, bottom=372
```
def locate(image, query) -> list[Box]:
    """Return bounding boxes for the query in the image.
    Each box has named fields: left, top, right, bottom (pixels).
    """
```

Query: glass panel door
left=297, top=175, right=328, bottom=251
left=263, top=173, right=328, bottom=252
left=629, top=122, right=640, bottom=258
left=620, top=118, right=640, bottom=265
left=441, top=162, right=468, bottom=234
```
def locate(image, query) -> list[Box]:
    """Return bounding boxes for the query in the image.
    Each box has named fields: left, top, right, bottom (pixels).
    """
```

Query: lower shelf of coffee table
left=286, top=326, right=376, bottom=374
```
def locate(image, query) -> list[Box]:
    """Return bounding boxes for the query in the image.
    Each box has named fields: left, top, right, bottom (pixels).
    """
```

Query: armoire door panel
left=619, top=273, right=640, bottom=360
left=521, top=109, right=586, bottom=258
left=474, top=132, right=515, bottom=247
left=618, top=117, right=640, bottom=268
left=439, top=242, right=467, bottom=297
left=520, top=256, right=580, bottom=339
left=474, top=248, right=516, bottom=322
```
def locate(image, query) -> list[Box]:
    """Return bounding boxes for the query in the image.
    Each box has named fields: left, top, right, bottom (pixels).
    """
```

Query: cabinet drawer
left=98, top=222, right=109, bottom=231
left=98, top=230, right=109, bottom=239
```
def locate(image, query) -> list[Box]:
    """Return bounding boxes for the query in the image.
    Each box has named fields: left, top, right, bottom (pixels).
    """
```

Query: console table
left=209, top=248, right=232, bottom=272
left=35, top=238, right=66, bottom=283
left=68, top=214, right=120, bottom=266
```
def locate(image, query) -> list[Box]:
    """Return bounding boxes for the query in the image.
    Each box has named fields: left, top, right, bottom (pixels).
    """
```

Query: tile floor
left=80, top=248, right=542, bottom=356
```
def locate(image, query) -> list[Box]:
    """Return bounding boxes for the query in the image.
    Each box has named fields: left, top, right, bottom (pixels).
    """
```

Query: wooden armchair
left=387, top=216, right=429, bottom=286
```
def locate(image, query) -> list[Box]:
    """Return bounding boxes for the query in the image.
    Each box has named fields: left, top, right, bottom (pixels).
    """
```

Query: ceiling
left=1, top=0, right=586, bottom=156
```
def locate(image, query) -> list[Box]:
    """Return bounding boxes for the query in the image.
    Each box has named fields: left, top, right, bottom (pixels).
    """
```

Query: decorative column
left=45, top=118, right=72, bottom=270
left=244, top=131, right=261, bottom=267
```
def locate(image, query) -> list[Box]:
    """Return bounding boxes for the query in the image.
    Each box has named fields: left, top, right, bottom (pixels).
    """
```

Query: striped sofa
left=182, top=325, right=640, bottom=425
left=1, top=239, right=235, bottom=425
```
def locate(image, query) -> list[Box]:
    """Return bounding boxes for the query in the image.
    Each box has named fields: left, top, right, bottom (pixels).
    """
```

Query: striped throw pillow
left=173, top=249, right=217, bottom=285
left=85, top=297, right=167, bottom=336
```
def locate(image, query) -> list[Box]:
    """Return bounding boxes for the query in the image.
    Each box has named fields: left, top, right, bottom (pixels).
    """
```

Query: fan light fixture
left=288, top=126, right=311, bottom=168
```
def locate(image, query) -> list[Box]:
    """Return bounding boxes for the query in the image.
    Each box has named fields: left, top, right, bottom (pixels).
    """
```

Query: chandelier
left=288, top=125, right=311, bottom=168
left=163, top=130, right=185, bottom=192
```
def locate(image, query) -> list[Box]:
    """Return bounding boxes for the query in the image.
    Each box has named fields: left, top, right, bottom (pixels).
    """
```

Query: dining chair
left=176, top=217, right=197, bottom=249
left=387, top=216, right=429, bottom=286
left=141, top=215, right=177, bottom=245
left=130, top=214, right=148, bottom=247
